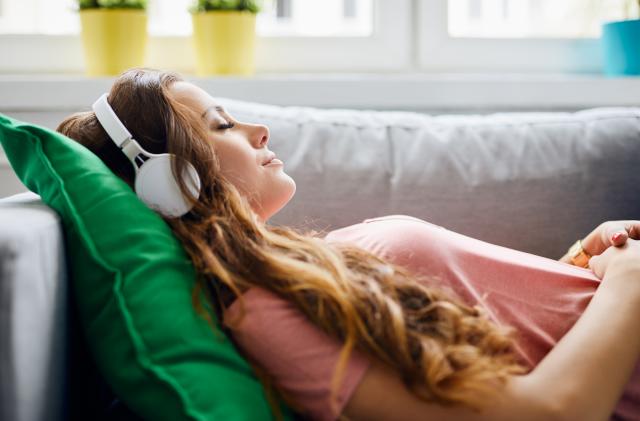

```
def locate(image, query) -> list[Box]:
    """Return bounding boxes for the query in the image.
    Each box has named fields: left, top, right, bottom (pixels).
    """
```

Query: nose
left=251, top=124, right=269, bottom=148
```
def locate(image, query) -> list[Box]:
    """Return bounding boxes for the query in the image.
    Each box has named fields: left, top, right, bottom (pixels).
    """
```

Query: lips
left=261, top=152, right=277, bottom=166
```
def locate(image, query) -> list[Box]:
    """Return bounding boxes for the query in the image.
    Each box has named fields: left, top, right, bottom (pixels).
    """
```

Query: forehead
left=169, top=81, right=219, bottom=116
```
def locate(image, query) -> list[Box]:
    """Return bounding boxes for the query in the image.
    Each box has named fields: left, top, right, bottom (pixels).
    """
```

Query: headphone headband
left=92, top=93, right=133, bottom=148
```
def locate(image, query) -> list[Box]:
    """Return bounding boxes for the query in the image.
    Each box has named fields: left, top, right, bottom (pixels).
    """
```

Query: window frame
left=417, top=0, right=603, bottom=74
left=0, top=0, right=412, bottom=74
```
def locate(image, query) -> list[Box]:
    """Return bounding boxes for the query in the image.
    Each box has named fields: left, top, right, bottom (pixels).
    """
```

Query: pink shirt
left=224, top=215, right=640, bottom=420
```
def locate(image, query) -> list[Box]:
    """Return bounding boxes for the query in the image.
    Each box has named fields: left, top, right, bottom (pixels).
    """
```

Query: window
left=0, top=0, right=632, bottom=74
left=0, top=0, right=78, bottom=34
left=448, top=0, right=629, bottom=38
left=258, top=0, right=372, bottom=36
left=0, top=0, right=372, bottom=37
left=0, top=0, right=406, bottom=73
left=418, top=0, right=630, bottom=73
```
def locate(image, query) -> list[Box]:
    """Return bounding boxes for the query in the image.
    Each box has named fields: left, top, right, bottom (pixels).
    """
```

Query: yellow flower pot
left=80, top=9, right=148, bottom=77
left=192, top=11, right=256, bottom=76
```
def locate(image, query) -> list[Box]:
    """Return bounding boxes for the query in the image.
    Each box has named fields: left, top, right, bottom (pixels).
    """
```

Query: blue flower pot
left=602, top=19, right=640, bottom=76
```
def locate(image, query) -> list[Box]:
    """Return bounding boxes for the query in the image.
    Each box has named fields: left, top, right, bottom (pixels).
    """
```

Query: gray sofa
left=1, top=103, right=639, bottom=420
left=0, top=193, right=66, bottom=421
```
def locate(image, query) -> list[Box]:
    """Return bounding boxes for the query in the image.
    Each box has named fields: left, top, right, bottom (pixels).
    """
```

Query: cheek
left=214, top=145, right=261, bottom=191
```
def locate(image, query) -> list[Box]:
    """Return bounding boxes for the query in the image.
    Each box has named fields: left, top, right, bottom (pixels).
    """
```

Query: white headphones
left=92, top=93, right=201, bottom=218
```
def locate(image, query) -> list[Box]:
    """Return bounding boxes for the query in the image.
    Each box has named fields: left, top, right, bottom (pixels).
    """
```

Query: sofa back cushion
left=224, top=101, right=640, bottom=259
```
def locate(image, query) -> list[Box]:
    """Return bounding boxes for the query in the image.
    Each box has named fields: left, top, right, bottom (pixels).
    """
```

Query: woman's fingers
left=589, top=238, right=640, bottom=280
left=589, top=254, right=604, bottom=279
left=626, top=222, right=640, bottom=240
left=580, top=221, right=640, bottom=261
left=602, top=223, right=629, bottom=247
left=588, top=242, right=626, bottom=279
left=589, top=221, right=640, bottom=255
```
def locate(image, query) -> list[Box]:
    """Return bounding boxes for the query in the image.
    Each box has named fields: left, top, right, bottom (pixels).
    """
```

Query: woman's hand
left=582, top=220, right=640, bottom=257
left=588, top=238, right=640, bottom=280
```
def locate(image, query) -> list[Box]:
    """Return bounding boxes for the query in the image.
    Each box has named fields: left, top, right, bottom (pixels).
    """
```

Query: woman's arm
left=522, top=251, right=640, bottom=421
left=344, top=245, right=640, bottom=421
left=342, top=361, right=554, bottom=421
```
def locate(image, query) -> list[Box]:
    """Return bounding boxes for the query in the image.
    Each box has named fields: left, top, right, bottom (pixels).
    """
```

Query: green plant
left=79, top=0, right=147, bottom=10
left=190, top=0, right=261, bottom=13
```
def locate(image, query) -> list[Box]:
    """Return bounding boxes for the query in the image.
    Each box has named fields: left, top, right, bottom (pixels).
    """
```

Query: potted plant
left=190, top=0, right=260, bottom=76
left=602, top=0, right=640, bottom=76
left=78, top=0, right=148, bottom=76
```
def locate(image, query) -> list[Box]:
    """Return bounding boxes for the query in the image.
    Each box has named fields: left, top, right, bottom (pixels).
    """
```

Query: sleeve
left=222, top=287, right=371, bottom=421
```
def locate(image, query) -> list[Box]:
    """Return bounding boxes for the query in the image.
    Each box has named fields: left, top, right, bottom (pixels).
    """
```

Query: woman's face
left=169, top=81, right=296, bottom=222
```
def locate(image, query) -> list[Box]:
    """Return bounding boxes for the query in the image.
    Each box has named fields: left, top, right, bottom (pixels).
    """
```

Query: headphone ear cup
left=135, top=154, right=201, bottom=217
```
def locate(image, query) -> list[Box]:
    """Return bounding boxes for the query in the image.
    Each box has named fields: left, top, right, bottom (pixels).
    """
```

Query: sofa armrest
left=0, top=193, right=67, bottom=421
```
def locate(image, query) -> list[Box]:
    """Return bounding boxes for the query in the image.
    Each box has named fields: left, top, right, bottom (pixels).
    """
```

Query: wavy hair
left=57, top=68, right=526, bottom=418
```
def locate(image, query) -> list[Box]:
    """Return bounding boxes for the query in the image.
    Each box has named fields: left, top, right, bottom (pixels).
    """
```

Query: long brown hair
left=57, top=68, right=526, bottom=418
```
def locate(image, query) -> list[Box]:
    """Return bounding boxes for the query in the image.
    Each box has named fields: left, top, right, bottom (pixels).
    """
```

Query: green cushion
left=0, top=113, right=292, bottom=421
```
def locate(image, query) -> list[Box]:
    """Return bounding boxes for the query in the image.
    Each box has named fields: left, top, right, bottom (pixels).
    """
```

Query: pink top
left=224, top=215, right=640, bottom=420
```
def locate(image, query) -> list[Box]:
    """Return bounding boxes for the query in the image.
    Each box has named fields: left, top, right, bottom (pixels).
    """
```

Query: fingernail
left=612, top=232, right=623, bottom=243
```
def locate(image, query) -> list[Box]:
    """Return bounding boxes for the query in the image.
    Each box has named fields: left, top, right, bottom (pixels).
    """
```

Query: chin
left=262, top=177, right=296, bottom=222
left=283, top=176, right=296, bottom=202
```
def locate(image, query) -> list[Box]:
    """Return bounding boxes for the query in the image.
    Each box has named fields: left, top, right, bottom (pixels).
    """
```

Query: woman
left=57, top=68, right=640, bottom=421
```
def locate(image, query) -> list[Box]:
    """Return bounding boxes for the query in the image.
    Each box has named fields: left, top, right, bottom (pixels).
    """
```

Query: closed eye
left=216, top=122, right=235, bottom=130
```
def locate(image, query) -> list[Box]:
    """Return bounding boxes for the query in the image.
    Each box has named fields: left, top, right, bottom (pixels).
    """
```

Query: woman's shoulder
left=324, top=215, right=448, bottom=252
left=360, top=214, right=443, bottom=227
left=223, top=286, right=371, bottom=421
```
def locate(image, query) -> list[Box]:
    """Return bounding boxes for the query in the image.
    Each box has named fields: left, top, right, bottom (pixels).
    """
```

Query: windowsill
left=0, top=73, right=639, bottom=112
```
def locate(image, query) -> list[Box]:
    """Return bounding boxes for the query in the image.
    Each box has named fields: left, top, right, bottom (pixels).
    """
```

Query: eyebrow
left=201, top=105, right=226, bottom=119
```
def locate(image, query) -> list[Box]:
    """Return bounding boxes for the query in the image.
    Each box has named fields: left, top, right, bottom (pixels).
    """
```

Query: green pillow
left=0, top=113, right=292, bottom=421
